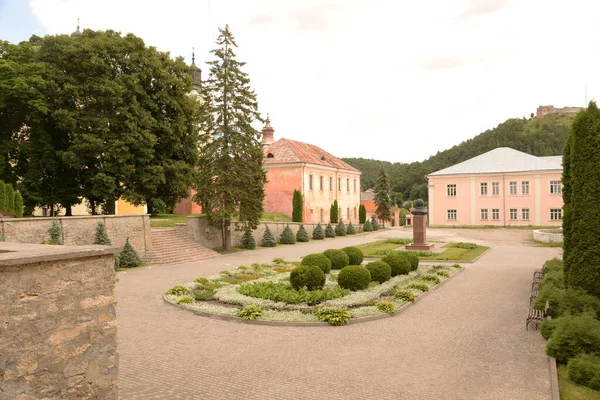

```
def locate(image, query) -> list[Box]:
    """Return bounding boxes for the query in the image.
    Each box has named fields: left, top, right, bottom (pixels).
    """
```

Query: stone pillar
left=405, top=199, right=434, bottom=250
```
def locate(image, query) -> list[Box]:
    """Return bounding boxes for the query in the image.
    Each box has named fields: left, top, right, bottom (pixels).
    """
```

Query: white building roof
left=428, top=147, right=562, bottom=177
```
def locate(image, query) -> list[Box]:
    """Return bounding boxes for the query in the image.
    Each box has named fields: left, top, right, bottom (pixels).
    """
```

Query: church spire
left=261, top=114, right=275, bottom=145
left=70, top=17, right=82, bottom=37
left=191, top=47, right=202, bottom=92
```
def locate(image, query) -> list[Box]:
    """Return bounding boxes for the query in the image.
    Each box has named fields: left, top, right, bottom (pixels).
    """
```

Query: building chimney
left=261, top=114, right=275, bottom=145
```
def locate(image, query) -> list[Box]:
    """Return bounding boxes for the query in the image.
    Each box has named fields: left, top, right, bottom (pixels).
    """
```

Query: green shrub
left=0, top=181, right=6, bottom=211
left=194, top=277, right=210, bottom=285
left=451, top=242, right=477, bottom=249
left=386, top=238, right=412, bottom=245
left=543, top=258, right=564, bottom=274
left=540, top=318, right=559, bottom=339
left=296, top=224, right=310, bottom=242
left=279, top=225, right=296, bottom=244
left=365, top=261, right=392, bottom=283
left=167, top=285, right=190, bottom=296
left=13, top=191, right=23, bottom=217
left=395, top=290, right=416, bottom=302
left=568, top=353, right=600, bottom=390
left=371, top=217, right=379, bottom=231
left=4, top=183, right=14, bottom=213
left=119, top=237, right=141, bottom=268
left=400, top=252, right=419, bottom=271
left=239, top=305, right=263, bottom=320
left=346, top=222, right=356, bottom=235
left=194, top=289, right=215, bottom=301
left=301, top=253, right=332, bottom=274
left=559, top=288, right=600, bottom=317
left=292, top=189, right=303, bottom=222
left=238, top=281, right=349, bottom=305
left=372, top=301, right=396, bottom=314
left=314, top=307, right=351, bottom=326
left=450, top=264, right=462, bottom=269
left=359, top=204, right=367, bottom=224
left=382, top=252, right=411, bottom=276
left=409, top=283, right=430, bottom=292
left=546, top=313, right=600, bottom=364
left=363, top=220, right=373, bottom=232
left=542, top=268, right=566, bottom=290
left=312, top=223, right=325, bottom=240
left=335, top=221, right=346, bottom=236
left=337, top=265, right=371, bottom=291
left=177, top=296, right=194, bottom=304
left=47, top=220, right=62, bottom=245
left=325, top=223, right=336, bottom=238
left=93, top=222, right=112, bottom=245
left=261, top=226, right=277, bottom=247
left=114, top=254, right=120, bottom=270
left=420, top=274, right=441, bottom=284
left=342, top=246, right=364, bottom=265
left=241, top=226, right=256, bottom=249
left=290, top=265, right=326, bottom=290
left=324, top=249, right=349, bottom=270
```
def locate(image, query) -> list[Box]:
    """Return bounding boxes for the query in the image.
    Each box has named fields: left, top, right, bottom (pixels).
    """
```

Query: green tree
left=374, top=164, right=392, bottom=227
left=296, top=224, right=309, bottom=242
left=279, top=224, right=296, bottom=244
left=0, top=180, right=6, bottom=211
left=119, top=237, right=141, bottom=268
left=564, top=102, right=600, bottom=296
left=292, top=189, right=303, bottom=222
left=241, top=225, right=256, bottom=249
left=13, top=191, right=23, bottom=217
left=193, top=26, right=266, bottom=251
left=359, top=204, right=366, bottom=224
left=47, top=220, right=62, bottom=245
left=262, top=226, right=276, bottom=247
left=93, top=222, right=112, bottom=245
left=312, top=223, right=325, bottom=240
left=4, top=182, right=14, bottom=213
left=562, top=131, right=573, bottom=281
left=330, top=199, right=338, bottom=223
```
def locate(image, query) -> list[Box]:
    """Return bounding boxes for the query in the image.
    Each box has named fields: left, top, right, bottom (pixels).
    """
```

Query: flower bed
left=164, top=259, right=463, bottom=326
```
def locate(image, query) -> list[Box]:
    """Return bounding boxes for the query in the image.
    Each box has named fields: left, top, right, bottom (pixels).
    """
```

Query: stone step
left=144, top=228, right=219, bottom=265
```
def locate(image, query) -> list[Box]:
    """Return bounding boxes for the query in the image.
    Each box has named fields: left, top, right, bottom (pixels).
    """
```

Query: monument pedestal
left=405, top=201, right=434, bottom=250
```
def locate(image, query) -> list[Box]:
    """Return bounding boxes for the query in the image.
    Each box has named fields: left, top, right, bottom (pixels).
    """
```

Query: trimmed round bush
left=568, top=353, right=600, bottom=391
left=402, top=252, right=419, bottom=271
left=325, top=223, right=336, bottom=238
left=312, top=223, right=325, bottom=240
left=324, top=249, right=350, bottom=270
left=290, top=265, right=326, bottom=291
left=365, top=261, right=392, bottom=283
left=342, top=246, right=364, bottom=265
left=337, top=265, right=371, bottom=291
left=545, top=313, right=600, bottom=363
left=382, top=252, right=412, bottom=276
left=301, top=253, right=332, bottom=274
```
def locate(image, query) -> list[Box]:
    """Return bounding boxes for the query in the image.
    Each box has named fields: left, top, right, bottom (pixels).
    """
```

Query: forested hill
left=343, top=113, right=574, bottom=201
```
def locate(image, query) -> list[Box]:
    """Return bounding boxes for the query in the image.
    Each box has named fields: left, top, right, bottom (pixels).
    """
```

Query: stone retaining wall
left=533, top=229, right=563, bottom=243
left=0, top=243, right=119, bottom=399
left=175, top=216, right=363, bottom=248
left=0, top=215, right=151, bottom=255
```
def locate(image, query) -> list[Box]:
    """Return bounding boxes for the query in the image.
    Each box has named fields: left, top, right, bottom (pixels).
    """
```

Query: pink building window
left=492, top=182, right=500, bottom=196
left=509, top=208, right=517, bottom=220
left=320, top=176, right=324, bottom=191
left=338, top=177, right=342, bottom=192
left=347, top=207, right=350, bottom=219
left=447, top=209, right=457, bottom=220
left=522, top=208, right=530, bottom=220
left=492, top=209, right=500, bottom=220
left=521, top=181, right=530, bottom=195
left=480, top=209, right=488, bottom=220
left=550, top=208, right=562, bottom=220
left=347, top=178, right=350, bottom=193
left=550, top=181, right=562, bottom=194
left=354, top=207, right=357, bottom=219
left=354, top=179, right=357, bottom=192
left=309, top=175, right=313, bottom=190
left=320, top=208, right=324, bottom=221
left=509, top=181, right=517, bottom=196
left=480, top=182, right=488, bottom=196
left=329, top=176, right=333, bottom=191
left=447, top=184, right=457, bottom=197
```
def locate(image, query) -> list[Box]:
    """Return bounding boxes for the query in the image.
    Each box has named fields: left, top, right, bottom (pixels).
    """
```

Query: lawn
left=420, top=244, right=489, bottom=262
left=559, top=365, right=600, bottom=400
left=355, top=239, right=413, bottom=258
left=150, top=212, right=291, bottom=228
left=356, top=240, right=489, bottom=262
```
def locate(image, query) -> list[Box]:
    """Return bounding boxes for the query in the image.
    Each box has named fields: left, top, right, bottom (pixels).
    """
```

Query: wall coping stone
left=0, top=242, right=119, bottom=267
left=0, top=214, right=150, bottom=223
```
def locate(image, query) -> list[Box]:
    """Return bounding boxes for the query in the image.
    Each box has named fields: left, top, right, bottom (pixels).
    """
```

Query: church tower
left=191, top=48, right=202, bottom=94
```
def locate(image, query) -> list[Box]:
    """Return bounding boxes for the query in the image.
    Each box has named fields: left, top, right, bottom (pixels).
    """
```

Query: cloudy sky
left=1, top=0, right=599, bottom=163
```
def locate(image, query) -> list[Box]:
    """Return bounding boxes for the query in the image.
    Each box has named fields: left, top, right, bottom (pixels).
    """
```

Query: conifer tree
left=13, top=191, right=23, bottom=217
left=4, top=183, right=14, bottom=214
left=312, top=223, right=325, bottom=240
left=279, top=224, right=296, bottom=244
left=347, top=222, right=356, bottom=235
left=48, top=220, right=62, bottom=245
left=194, top=25, right=266, bottom=251
left=241, top=225, right=256, bottom=249
left=325, top=223, right=336, bottom=238
left=0, top=181, right=6, bottom=211
left=359, top=204, right=367, bottom=224
left=292, top=189, right=303, bottom=222
left=93, top=222, right=112, bottom=245
left=119, top=237, right=141, bottom=268
left=261, top=226, right=277, bottom=247
left=296, top=224, right=310, bottom=242
left=335, top=220, right=346, bottom=236
left=562, top=132, right=573, bottom=280
left=374, top=164, right=392, bottom=227
left=363, top=219, right=373, bottom=232
left=330, top=200, right=339, bottom=223
left=371, top=216, right=379, bottom=231
left=564, top=101, right=600, bottom=295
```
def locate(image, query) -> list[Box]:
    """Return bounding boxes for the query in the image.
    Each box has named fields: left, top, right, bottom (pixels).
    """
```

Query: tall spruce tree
left=292, top=189, right=303, bottom=222
left=359, top=204, right=366, bottom=224
left=374, top=164, right=392, bottom=227
left=193, top=26, right=266, bottom=251
left=564, top=102, right=600, bottom=295
left=562, top=131, right=573, bottom=281
left=0, top=181, right=6, bottom=211
left=330, top=200, right=339, bottom=223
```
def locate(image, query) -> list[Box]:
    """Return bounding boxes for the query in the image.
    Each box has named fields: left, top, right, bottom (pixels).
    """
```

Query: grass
left=214, top=246, right=250, bottom=255
left=355, top=239, right=413, bottom=258
left=558, top=365, right=600, bottom=400
left=116, top=263, right=150, bottom=272
left=357, top=240, right=489, bottom=262
left=260, top=212, right=292, bottom=222
left=428, top=225, right=496, bottom=229
left=150, top=212, right=291, bottom=228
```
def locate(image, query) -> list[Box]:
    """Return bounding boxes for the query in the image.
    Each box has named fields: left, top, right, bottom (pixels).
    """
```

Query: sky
left=1, top=0, right=599, bottom=163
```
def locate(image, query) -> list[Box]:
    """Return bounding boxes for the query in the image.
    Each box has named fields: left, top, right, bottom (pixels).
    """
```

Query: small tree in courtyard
left=359, top=204, right=367, bottom=224
left=371, top=216, right=379, bottom=231
left=347, top=222, right=356, bottom=235
left=0, top=181, right=6, bottom=211
left=312, top=223, right=325, bottom=240
left=296, top=224, right=309, bottom=242
left=374, top=164, right=392, bottom=227
left=279, top=224, right=296, bottom=244
left=335, top=220, right=346, bottom=236
left=4, top=183, right=14, bottom=214
left=292, top=189, right=303, bottom=222
left=13, top=191, right=23, bottom=217
left=47, top=220, right=62, bottom=245
left=93, top=222, right=112, bottom=245
left=363, top=219, right=373, bottom=232
left=325, top=223, right=336, bottom=238
left=241, top=225, right=256, bottom=249
left=262, top=226, right=277, bottom=247
left=330, top=200, right=339, bottom=224
left=119, top=237, right=141, bottom=268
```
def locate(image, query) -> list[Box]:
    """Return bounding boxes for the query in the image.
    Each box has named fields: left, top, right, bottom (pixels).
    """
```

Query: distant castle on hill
left=536, top=105, right=583, bottom=119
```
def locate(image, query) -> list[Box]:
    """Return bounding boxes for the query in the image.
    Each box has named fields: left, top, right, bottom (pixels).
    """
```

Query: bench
left=526, top=301, right=549, bottom=330
left=530, top=288, right=539, bottom=305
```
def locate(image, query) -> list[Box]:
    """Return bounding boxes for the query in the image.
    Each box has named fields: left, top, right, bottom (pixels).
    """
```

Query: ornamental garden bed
left=163, top=247, right=463, bottom=326
left=356, top=240, right=489, bottom=262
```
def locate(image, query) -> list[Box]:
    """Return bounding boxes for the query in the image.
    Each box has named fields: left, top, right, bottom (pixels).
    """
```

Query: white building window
left=320, top=208, right=324, bottom=221
left=354, top=179, right=357, bottom=192
left=550, top=208, right=563, bottom=220
left=492, top=209, right=500, bottom=220
left=346, top=178, right=350, bottom=193
left=447, top=209, right=457, bottom=220
left=319, top=176, right=323, bottom=191
left=480, top=182, right=488, bottom=196
left=447, top=184, right=457, bottom=197
left=354, top=207, right=357, bottom=219
left=521, top=181, right=530, bottom=195
left=329, top=176, right=333, bottom=191
left=347, top=207, right=350, bottom=219
left=509, top=181, right=517, bottom=195
left=309, top=175, right=313, bottom=190
left=522, top=208, right=530, bottom=220
left=338, top=177, right=342, bottom=192
left=480, top=209, right=488, bottom=220
left=492, top=182, right=500, bottom=196
left=550, top=181, right=562, bottom=195
left=510, top=208, right=517, bottom=220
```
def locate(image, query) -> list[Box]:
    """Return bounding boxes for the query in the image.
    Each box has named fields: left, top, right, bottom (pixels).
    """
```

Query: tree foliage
left=359, top=204, right=366, bottom=224
left=93, top=222, right=112, bottom=246
left=193, top=26, right=266, bottom=250
left=241, top=225, right=256, bottom=249
left=296, top=224, right=309, bottom=242
left=330, top=200, right=338, bottom=223
left=292, top=189, right=303, bottom=222
left=374, top=164, right=391, bottom=227
left=119, top=237, right=141, bottom=268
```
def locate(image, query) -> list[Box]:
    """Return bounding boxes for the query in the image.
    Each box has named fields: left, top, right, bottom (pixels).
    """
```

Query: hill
left=343, top=113, right=574, bottom=202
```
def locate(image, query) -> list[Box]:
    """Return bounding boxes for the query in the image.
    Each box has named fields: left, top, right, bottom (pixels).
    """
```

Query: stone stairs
left=143, top=228, right=219, bottom=265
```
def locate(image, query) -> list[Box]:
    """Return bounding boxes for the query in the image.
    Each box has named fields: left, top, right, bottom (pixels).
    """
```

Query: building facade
left=427, top=148, right=563, bottom=226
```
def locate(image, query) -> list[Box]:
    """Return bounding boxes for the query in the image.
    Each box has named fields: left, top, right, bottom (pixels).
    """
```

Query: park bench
left=526, top=301, right=549, bottom=331
left=530, top=287, right=539, bottom=305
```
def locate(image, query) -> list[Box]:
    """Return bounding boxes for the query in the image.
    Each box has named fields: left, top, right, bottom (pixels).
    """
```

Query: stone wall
left=0, top=243, right=119, bottom=399
left=0, top=215, right=151, bottom=255
left=533, top=229, right=563, bottom=243
left=175, top=216, right=363, bottom=248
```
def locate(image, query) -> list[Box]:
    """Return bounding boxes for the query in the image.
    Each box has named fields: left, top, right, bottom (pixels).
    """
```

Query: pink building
left=427, top=148, right=563, bottom=227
